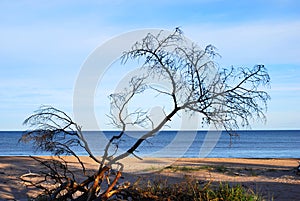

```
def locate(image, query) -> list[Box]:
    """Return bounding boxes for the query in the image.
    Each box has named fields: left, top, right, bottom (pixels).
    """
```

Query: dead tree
left=20, top=28, right=270, bottom=200
left=105, top=28, right=270, bottom=163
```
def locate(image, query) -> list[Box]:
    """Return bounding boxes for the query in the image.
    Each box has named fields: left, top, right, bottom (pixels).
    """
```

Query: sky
left=0, top=0, right=300, bottom=130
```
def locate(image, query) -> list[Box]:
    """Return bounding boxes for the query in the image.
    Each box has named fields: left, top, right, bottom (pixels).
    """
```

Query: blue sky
left=0, top=0, right=299, bottom=130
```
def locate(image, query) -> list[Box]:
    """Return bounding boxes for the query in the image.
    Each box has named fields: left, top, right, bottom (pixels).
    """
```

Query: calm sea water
left=0, top=130, right=299, bottom=158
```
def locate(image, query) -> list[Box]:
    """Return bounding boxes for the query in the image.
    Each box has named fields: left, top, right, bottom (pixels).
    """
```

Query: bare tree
left=20, top=28, right=270, bottom=200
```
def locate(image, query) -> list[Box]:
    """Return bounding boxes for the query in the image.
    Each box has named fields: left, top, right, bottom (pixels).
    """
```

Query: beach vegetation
left=164, top=165, right=213, bottom=172
left=21, top=28, right=270, bottom=200
left=214, top=165, right=228, bottom=173
left=115, top=178, right=264, bottom=201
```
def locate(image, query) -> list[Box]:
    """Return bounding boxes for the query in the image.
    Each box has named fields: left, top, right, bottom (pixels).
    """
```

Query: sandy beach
left=0, top=156, right=299, bottom=200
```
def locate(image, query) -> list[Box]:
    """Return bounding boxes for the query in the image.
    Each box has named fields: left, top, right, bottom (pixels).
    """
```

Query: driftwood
left=20, top=156, right=127, bottom=200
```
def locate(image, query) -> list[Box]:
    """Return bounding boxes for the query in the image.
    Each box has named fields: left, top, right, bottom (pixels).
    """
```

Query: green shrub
left=122, top=178, right=264, bottom=201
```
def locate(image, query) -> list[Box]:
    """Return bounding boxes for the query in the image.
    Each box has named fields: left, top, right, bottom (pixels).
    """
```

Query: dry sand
left=0, top=156, right=299, bottom=200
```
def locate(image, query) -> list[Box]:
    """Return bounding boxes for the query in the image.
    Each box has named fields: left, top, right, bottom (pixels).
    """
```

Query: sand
left=0, top=156, right=299, bottom=200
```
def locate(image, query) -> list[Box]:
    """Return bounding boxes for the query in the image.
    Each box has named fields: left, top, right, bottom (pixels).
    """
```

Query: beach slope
left=0, top=156, right=299, bottom=200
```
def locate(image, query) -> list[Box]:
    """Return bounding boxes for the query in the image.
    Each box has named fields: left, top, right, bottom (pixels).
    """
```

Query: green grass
left=164, top=165, right=230, bottom=173
left=124, top=178, right=265, bottom=201
left=164, top=165, right=213, bottom=172
left=214, top=165, right=228, bottom=173
left=142, top=166, right=162, bottom=172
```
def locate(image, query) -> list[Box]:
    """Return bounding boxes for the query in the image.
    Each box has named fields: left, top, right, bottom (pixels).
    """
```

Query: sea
left=0, top=130, right=299, bottom=158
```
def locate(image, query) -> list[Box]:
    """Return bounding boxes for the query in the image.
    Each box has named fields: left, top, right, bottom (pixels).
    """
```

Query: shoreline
left=0, top=156, right=299, bottom=200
